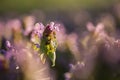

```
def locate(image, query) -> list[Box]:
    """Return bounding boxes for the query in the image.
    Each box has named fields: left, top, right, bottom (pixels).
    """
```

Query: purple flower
left=6, top=40, right=12, bottom=49
left=31, top=23, right=45, bottom=44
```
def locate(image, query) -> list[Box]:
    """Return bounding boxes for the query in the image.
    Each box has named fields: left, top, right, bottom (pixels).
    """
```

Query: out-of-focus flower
left=31, top=23, right=45, bottom=43
left=104, top=39, right=120, bottom=65
left=83, top=22, right=112, bottom=49
left=73, top=21, right=117, bottom=80
left=113, top=39, right=120, bottom=48
left=23, top=16, right=35, bottom=36
left=5, top=40, right=51, bottom=80
left=6, top=19, right=23, bottom=44
left=15, top=47, right=50, bottom=80
left=31, top=23, right=45, bottom=51
left=56, top=23, right=67, bottom=51
left=86, top=22, right=95, bottom=32
left=66, top=33, right=80, bottom=61
left=99, top=14, right=116, bottom=36
left=65, top=61, right=86, bottom=80
left=6, top=40, right=12, bottom=50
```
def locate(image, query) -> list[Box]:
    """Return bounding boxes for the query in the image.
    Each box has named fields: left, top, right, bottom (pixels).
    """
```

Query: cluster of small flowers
left=0, top=17, right=59, bottom=80
left=0, top=13, right=120, bottom=80
left=31, top=22, right=59, bottom=67
left=63, top=21, right=120, bottom=80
